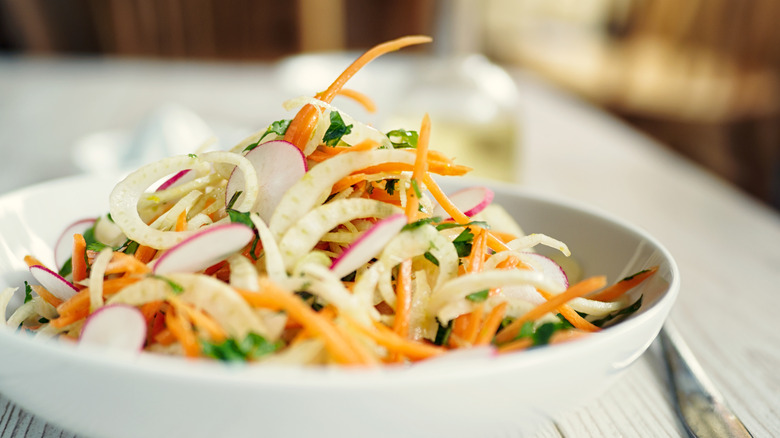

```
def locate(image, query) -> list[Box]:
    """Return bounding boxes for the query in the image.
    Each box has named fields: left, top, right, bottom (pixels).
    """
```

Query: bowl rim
left=0, top=173, right=680, bottom=388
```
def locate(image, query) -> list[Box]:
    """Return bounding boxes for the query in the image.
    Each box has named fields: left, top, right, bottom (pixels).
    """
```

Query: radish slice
left=54, top=218, right=96, bottom=269
left=79, top=304, right=146, bottom=351
left=518, top=252, right=569, bottom=289
left=330, top=213, right=407, bottom=278
left=29, top=265, right=79, bottom=301
left=156, top=169, right=193, bottom=191
left=153, top=223, right=254, bottom=274
left=226, top=140, right=307, bottom=222
left=432, top=186, right=494, bottom=219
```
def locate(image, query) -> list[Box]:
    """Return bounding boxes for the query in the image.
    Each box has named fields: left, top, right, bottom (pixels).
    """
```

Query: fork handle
left=659, top=323, right=754, bottom=438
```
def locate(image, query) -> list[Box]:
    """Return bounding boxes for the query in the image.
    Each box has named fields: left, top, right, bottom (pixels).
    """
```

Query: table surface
left=1, top=55, right=779, bottom=438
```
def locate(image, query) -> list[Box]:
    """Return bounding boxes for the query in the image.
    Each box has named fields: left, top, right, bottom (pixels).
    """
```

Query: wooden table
left=1, top=56, right=778, bottom=438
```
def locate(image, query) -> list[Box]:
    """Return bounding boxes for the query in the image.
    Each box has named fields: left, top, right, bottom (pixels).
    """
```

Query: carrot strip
left=474, top=302, right=508, bottom=346
left=309, top=139, right=380, bottom=162
left=490, top=229, right=520, bottom=244
left=496, top=337, right=533, bottom=354
left=165, top=310, right=201, bottom=358
left=331, top=173, right=368, bottom=194
left=392, top=259, right=413, bottom=340
left=105, top=252, right=151, bottom=275
left=285, top=36, right=432, bottom=150
left=175, top=210, right=188, bottom=232
left=404, top=113, right=431, bottom=220
left=345, top=317, right=445, bottom=361
left=462, top=303, right=485, bottom=345
left=139, top=300, right=164, bottom=321
left=134, top=245, right=157, bottom=264
left=337, top=88, right=377, bottom=113
left=588, top=266, right=659, bottom=302
left=168, top=295, right=227, bottom=343
left=52, top=277, right=141, bottom=328
left=249, top=280, right=368, bottom=365
left=537, top=289, right=600, bottom=332
left=360, top=160, right=471, bottom=177
left=30, top=285, right=63, bottom=308
left=23, top=255, right=44, bottom=268
left=494, top=276, right=607, bottom=344
left=71, top=234, right=87, bottom=283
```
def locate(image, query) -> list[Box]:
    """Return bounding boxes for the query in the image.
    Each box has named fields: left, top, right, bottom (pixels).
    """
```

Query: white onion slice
left=226, top=140, right=307, bottom=222
left=432, top=186, right=494, bottom=219
left=79, top=304, right=146, bottom=351
left=54, top=218, right=95, bottom=269
left=29, top=265, right=79, bottom=301
left=330, top=213, right=407, bottom=279
left=153, top=223, right=255, bottom=274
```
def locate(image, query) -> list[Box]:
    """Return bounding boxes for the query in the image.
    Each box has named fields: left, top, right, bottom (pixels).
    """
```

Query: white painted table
left=1, top=56, right=778, bottom=438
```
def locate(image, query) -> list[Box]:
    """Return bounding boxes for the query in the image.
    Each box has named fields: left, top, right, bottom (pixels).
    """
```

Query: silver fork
left=659, top=323, right=754, bottom=437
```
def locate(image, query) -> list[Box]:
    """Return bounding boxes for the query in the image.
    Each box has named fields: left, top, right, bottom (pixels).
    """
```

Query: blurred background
left=1, top=0, right=778, bottom=210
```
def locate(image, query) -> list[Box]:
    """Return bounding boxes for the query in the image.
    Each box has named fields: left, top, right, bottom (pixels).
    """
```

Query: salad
left=1, top=36, right=655, bottom=366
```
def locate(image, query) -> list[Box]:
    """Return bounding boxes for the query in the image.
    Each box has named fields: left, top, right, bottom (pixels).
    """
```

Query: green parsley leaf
left=226, top=191, right=243, bottom=210
left=58, top=258, right=73, bottom=277
left=433, top=318, right=453, bottom=346
left=518, top=320, right=535, bottom=338
left=23, top=281, right=33, bottom=303
left=410, top=179, right=422, bottom=198
left=452, top=228, right=475, bottom=257
left=188, top=153, right=198, bottom=158
left=87, top=242, right=113, bottom=252
left=466, top=289, right=489, bottom=302
left=590, top=295, right=643, bottom=328
left=386, top=129, right=419, bottom=149
left=123, top=240, right=139, bottom=255
left=620, top=269, right=651, bottom=282
left=435, top=220, right=489, bottom=231
left=322, top=111, right=353, bottom=146
left=256, top=119, right=292, bottom=146
left=38, top=317, right=49, bottom=324
left=385, top=179, right=398, bottom=195
left=150, top=275, right=185, bottom=294
left=227, top=209, right=254, bottom=229
left=201, top=332, right=282, bottom=362
left=532, top=322, right=558, bottom=345
left=401, top=216, right=440, bottom=232
left=423, top=251, right=439, bottom=266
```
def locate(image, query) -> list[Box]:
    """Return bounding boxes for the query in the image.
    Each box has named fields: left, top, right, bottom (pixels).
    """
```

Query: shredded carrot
left=474, top=301, right=508, bottom=346
left=494, top=276, right=607, bottom=344
left=284, top=36, right=432, bottom=150
left=154, top=328, right=177, bottom=346
left=331, top=173, right=368, bottom=194
left=490, top=229, right=519, bottom=244
left=71, top=233, right=87, bottom=284
left=588, top=266, right=659, bottom=302
left=360, top=160, right=471, bottom=177
left=168, top=295, right=227, bottom=343
left=392, top=259, right=413, bottom=341
left=52, top=276, right=141, bottom=328
left=249, top=280, right=369, bottom=365
left=105, top=252, right=151, bottom=275
left=336, top=88, right=377, bottom=113
left=308, top=139, right=380, bottom=162
left=345, top=317, right=445, bottom=361
left=134, top=244, right=157, bottom=264
left=175, top=210, right=188, bottom=232
left=496, top=337, right=533, bottom=354
left=165, top=310, right=201, bottom=358
left=537, top=289, right=600, bottom=332
left=23, top=255, right=44, bottom=268
left=139, top=300, right=164, bottom=321
left=453, top=228, right=489, bottom=344
left=30, top=285, right=63, bottom=308
left=404, top=113, right=431, bottom=221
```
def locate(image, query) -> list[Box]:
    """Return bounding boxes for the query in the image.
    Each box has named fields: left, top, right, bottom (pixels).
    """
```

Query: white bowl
left=0, top=175, right=679, bottom=438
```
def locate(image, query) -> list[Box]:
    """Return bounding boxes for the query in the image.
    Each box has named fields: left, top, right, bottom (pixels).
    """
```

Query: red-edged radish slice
left=519, top=252, right=569, bottom=289
left=330, top=213, right=407, bottom=278
left=226, top=140, right=307, bottom=222
left=432, top=186, right=494, bottom=219
left=29, top=265, right=79, bottom=301
left=156, top=169, right=193, bottom=191
left=153, top=223, right=254, bottom=274
left=54, top=218, right=96, bottom=269
left=79, top=304, right=146, bottom=351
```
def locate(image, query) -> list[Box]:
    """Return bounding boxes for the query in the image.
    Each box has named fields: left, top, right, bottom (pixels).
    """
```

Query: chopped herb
left=226, top=191, right=243, bottom=210
left=87, top=242, right=113, bottom=252
left=322, top=111, right=353, bottom=146
left=123, top=240, right=139, bottom=255
left=435, top=220, right=489, bottom=231
left=188, top=153, right=198, bottom=158
left=590, top=295, right=643, bottom=328
left=433, top=318, right=453, bottom=346
left=518, top=321, right=535, bottom=338
left=424, top=251, right=439, bottom=266
left=401, top=216, right=440, bottom=232
left=23, top=281, right=33, bottom=303
left=255, top=119, right=292, bottom=146
left=295, top=291, right=323, bottom=311
left=151, top=275, right=184, bottom=294
left=386, top=129, right=419, bottom=149
left=466, top=289, right=489, bottom=302
left=452, top=228, right=475, bottom=258
left=106, top=213, right=114, bottom=223
left=227, top=209, right=254, bottom=229
left=410, top=179, right=422, bottom=198
left=621, top=269, right=651, bottom=282
left=385, top=179, right=398, bottom=195
left=365, top=182, right=375, bottom=195
left=38, top=317, right=49, bottom=324
left=201, top=332, right=282, bottom=362
left=58, top=258, right=73, bottom=277
left=532, top=322, right=558, bottom=345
